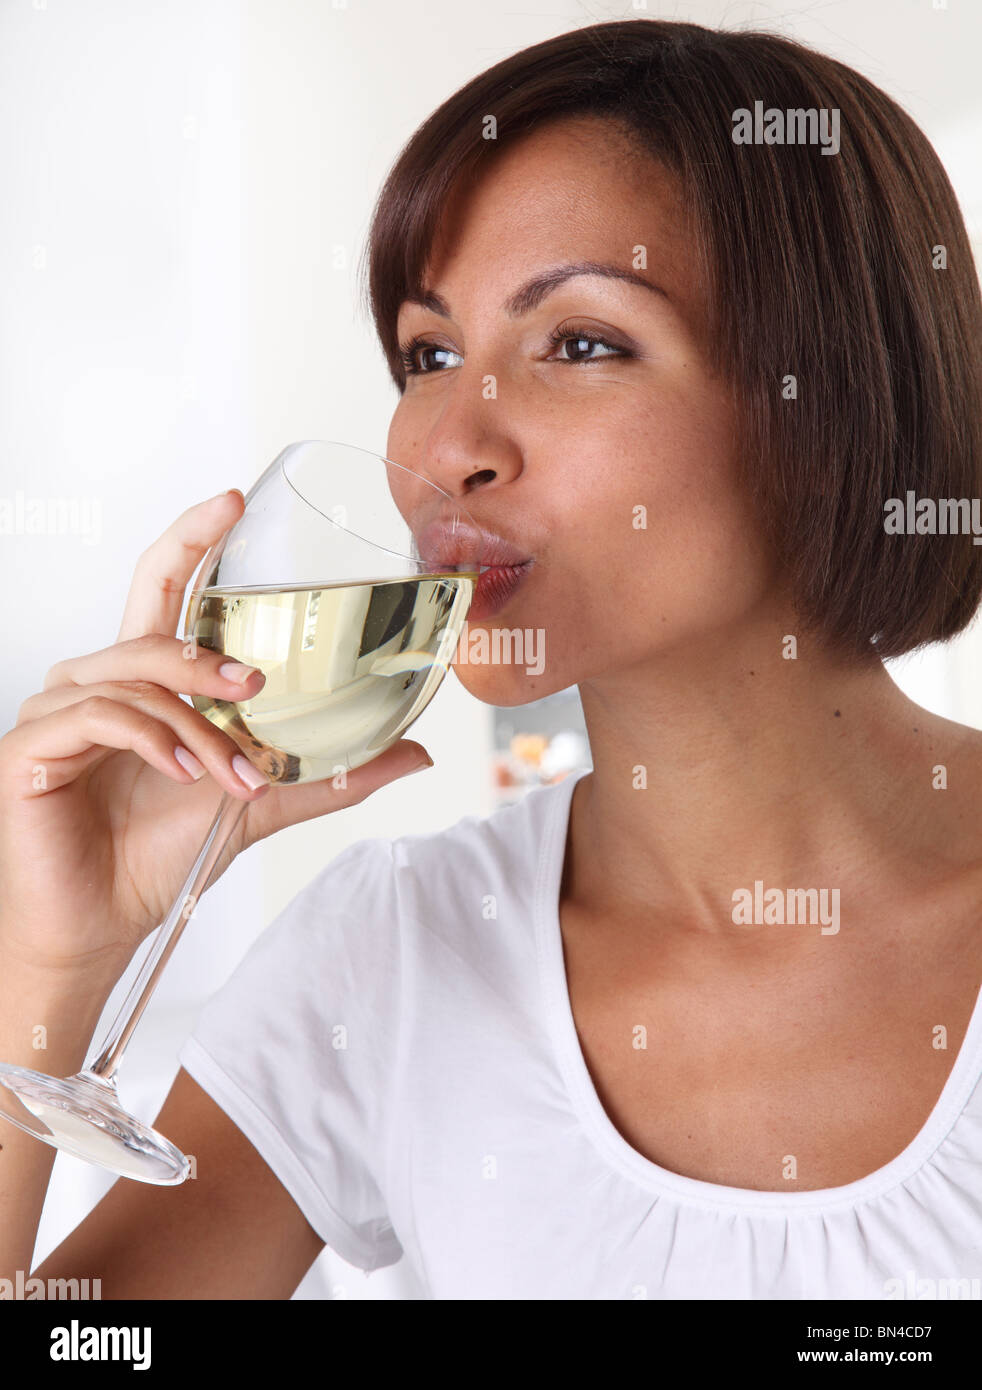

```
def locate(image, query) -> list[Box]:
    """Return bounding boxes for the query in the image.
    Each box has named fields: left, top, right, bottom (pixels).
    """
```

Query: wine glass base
left=0, top=1064, right=190, bottom=1185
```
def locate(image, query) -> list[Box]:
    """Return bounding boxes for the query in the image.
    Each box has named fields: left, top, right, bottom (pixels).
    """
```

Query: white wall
left=2, top=0, right=979, bottom=1301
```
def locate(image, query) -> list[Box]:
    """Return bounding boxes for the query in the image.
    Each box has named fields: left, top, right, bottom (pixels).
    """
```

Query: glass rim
left=275, top=438, right=483, bottom=573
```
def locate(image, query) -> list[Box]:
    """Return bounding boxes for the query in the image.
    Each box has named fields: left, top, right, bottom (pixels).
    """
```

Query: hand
left=0, top=489, right=432, bottom=977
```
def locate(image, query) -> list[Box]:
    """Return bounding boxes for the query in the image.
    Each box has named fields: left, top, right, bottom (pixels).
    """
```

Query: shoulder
left=389, top=776, right=569, bottom=885
left=314, top=772, right=581, bottom=949
left=906, top=711, right=982, bottom=876
left=186, top=776, right=582, bottom=1087
left=228, top=774, right=581, bottom=1007
left=334, top=774, right=577, bottom=932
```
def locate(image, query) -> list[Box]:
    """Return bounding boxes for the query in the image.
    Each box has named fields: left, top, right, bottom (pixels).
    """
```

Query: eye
left=397, top=324, right=634, bottom=377
left=545, top=324, right=632, bottom=364
left=398, top=335, right=462, bottom=376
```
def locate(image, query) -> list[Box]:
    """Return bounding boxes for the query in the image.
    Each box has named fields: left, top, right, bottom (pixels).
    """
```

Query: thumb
left=241, top=739, right=434, bottom=845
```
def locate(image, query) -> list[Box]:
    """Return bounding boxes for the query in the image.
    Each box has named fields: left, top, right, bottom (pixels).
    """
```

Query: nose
left=417, top=438, right=523, bottom=504
left=414, top=404, right=524, bottom=501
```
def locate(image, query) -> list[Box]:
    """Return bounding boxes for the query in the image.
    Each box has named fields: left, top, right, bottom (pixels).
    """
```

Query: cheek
left=385, top=410, right=414, bottom=466
left=629, top=375, right=758, bottom=552
left=386, top=394, right=437, bottom=468
left=384, top=413, right=445, bottom=537
left=551, top=392, right=770, bottom=639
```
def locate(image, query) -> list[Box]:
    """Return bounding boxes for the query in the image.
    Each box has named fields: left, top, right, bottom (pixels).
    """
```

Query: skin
left=390, top=114, right=982, bottom=1190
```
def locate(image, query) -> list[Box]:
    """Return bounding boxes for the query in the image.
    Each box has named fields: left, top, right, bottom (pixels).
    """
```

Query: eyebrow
left=404, top=260, right=669, bottom=320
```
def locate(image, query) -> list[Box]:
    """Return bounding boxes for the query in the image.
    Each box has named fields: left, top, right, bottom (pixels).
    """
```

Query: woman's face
left=388, top=114, right=782, bottom=706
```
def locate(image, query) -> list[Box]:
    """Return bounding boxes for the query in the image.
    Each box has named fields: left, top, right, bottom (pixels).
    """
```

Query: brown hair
left=360, top=18, right=982, bottom=660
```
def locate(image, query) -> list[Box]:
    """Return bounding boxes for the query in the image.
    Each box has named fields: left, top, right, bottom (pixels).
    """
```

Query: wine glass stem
left=82, top=790, right=247, bottom=1086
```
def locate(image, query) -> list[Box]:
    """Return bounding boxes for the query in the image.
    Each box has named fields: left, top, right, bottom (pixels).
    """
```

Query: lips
left=468, top=560, right=533, bottom=621
left=416, top=517, right=529, bottom=568
left=414, top=516, right=534, bottom=620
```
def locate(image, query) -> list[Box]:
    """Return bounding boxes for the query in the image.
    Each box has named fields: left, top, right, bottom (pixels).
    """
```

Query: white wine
left=187, top=575, right=476, bottom=783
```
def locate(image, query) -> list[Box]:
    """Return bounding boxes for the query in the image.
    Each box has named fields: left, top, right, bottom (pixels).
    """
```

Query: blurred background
left=1, top=0, right=979, bottom=1299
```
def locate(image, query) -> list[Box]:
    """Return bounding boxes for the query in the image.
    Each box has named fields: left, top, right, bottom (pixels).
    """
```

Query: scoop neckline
left=534, top=767, right=982, bottom=1214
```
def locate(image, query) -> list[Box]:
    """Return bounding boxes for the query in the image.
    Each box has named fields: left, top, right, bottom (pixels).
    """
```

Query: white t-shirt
left=178, top=768, right=982, bottom=1299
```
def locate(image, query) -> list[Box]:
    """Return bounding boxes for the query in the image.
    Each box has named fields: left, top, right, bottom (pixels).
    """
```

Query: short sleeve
left=177, top=835, right=404, bottom=1273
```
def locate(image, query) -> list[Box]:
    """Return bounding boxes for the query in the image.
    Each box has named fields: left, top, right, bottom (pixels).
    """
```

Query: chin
left=451, top=659, right=565, bottom=707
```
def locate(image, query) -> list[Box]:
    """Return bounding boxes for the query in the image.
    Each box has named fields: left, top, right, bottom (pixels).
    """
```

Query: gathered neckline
left=534, top=768, right=982, bottom=1214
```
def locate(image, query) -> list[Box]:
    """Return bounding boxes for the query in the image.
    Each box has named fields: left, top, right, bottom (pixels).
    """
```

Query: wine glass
left=0, top=441, right=481, bottom=1184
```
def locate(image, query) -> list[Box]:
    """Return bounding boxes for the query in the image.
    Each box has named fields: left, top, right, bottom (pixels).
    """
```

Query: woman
left=2, top=19, right=981, bottom=1299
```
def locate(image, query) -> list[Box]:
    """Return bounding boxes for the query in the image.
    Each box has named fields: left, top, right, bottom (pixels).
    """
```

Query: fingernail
left=174, top=746, right=206, bottom=781
left=402, top=753, right=434, bottom=776
left=220, top=660, right=262, bottom=684
left=233, top=754, right=269, bottom=790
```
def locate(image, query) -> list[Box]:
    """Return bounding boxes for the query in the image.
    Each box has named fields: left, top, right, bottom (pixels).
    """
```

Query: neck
left=568, top=626, right=972, bottom=938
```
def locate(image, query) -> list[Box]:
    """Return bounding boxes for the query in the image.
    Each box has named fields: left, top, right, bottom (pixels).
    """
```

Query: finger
left=13, top=682, right=274, bottom=802
left=116, top=489, right=245, bottom=643
left=40, top=632, right=266, bottom=698
left=4, top=740, right=120, bottom=792
left=242, top=738, right=434, bottom=845
left=0, top=698, right=231, bottom=799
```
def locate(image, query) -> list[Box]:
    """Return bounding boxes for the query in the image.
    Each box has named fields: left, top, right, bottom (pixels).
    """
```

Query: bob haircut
left=361, top=18, right=982, bottom=661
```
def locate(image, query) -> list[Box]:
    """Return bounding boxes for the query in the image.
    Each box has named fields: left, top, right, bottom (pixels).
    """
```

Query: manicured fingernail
left=402, top=753, right=434, bottom=776
left=220, top=661, right=262, bottom=684
left=233, top=754, right=269, bottom=790
left=174, top=746, right=206, bottom=781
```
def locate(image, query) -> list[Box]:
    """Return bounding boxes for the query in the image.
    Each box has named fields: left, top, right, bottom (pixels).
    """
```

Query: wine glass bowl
left=184, top=442, right=479, bottom=785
